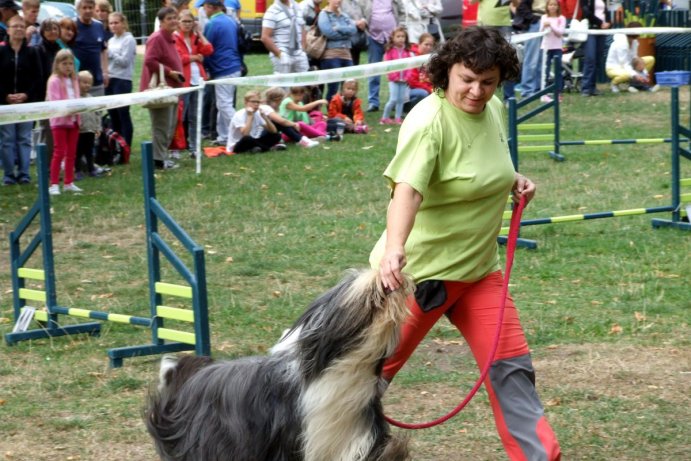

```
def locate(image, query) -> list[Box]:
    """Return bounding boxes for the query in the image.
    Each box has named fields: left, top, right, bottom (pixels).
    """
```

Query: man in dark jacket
left=0, top=14, right=43, bottom=185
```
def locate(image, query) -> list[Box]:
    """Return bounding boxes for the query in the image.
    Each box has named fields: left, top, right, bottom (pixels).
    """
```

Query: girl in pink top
left=540, top=0, right=566, bottom=99
left=47, top=49, right=82, bottom=196
left=380, top=27, right=415, bottom=126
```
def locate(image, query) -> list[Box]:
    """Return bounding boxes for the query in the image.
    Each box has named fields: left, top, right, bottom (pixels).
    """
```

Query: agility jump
left=501, top=64, right=691, bottom=248
left=4, top=142, right=210, bottom=367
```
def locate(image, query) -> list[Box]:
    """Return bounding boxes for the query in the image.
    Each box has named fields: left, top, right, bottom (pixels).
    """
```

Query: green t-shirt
left=369, top=91, right=516, bottom=283
left=477, top=0, right=511, bottom=27
left=279, top=97, right=311, bottom=124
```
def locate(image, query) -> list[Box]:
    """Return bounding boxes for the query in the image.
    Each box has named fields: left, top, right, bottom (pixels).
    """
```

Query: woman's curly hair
left=428, top=26, right=520, bottom=91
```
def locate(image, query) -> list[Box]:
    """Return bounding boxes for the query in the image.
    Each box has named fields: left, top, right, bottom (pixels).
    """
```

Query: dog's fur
left=144, top=269, right=413, bottom=461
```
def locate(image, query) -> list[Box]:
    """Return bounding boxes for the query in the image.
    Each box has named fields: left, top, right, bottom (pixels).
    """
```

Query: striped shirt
left=262, top=0, right=305, bottom=54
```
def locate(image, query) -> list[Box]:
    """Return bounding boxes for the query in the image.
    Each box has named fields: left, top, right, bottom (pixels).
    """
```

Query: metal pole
left=196, top=82, right=204, bottom=174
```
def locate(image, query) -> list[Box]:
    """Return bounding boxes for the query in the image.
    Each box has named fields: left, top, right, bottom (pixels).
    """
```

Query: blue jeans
left=383, top=82, right=408, bottom=120
left=544, top=49, right=564, bottom=92
left=367, top=37, right=385, bottom=109
left=320, top=57, right=353, bottom=102
left=183, top=88, right=202, bottom=152
left=519, top=21, right=542, bottom=98
left=581, top=34, right=606, bottom=94
left=408, top=88, right=429, bottom=109
left=106, top=77, right=134, bottom=147
left=1, top=122, right=33, bottom=183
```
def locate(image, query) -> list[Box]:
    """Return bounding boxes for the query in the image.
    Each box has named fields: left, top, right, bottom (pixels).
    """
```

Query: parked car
left=16, top=0, right=77, bottom=23
left=461, top=0, right=478, bottom=28
left=441, top=0, right=463, bottom=39
left=39, top=0, right=77, bottom=22
left=237, top=0, right=266, bottom=44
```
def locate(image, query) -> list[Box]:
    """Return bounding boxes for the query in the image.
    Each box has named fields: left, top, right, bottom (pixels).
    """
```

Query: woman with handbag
left=317, top=0, right=357, bottom=102
left=341, top=0, right=369, bottom=66
left=140, top=6, right=184, bottom=170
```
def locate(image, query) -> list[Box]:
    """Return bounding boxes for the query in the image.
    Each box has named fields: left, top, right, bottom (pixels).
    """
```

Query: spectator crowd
left=0, top=0, right=661, bottom=189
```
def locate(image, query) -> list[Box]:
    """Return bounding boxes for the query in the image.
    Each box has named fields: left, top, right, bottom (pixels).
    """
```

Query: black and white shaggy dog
left=144, top=269, right=413, bottom=461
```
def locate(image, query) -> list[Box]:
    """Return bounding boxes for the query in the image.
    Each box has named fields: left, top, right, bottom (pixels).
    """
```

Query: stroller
left=542, top=42, right=584, bottom=94
left=560, top=43, right=584, bottom=93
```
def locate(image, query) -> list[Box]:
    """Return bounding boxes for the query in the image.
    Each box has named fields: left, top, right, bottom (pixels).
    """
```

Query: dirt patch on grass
left=1, top=343, right=689, bottom=460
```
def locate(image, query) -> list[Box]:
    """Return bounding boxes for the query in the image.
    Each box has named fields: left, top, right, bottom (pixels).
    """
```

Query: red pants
left=50, top=124, right=79, bottom=186
left=384, top=272, right=561, bottom=461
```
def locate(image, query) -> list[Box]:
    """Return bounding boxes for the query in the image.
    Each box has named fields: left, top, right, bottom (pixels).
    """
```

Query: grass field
left=0, top=51, right=689, bottom=460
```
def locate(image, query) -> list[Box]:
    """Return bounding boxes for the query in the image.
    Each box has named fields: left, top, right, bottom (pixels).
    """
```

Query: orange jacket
left=328, top=94, right=364, bottom=123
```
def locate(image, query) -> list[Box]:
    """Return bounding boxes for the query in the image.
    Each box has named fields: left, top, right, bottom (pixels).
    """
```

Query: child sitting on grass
left=328, top=79, right=368, bottom=134
left=262, top=87, right=320, bottom=148
left=629, top=57, right=660, bottom=93
left=226, top=90, right=282, bottom=154
left=279, top=86, right=329, bottom=139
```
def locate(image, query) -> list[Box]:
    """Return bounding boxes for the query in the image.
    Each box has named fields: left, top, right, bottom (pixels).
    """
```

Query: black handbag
left=427, top=19, right=440, bottom=37
left=350, top=29, right=367, bottom=51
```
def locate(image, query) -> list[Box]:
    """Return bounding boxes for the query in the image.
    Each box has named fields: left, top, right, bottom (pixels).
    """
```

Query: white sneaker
left=628, top=86, right=639, bottom=93
left=650, top=84, right=660, bottom=93
left=611, top=84, right=620, bottom=93
left=48, top=184, right=60, bottom=196
left=298, top=137, right=319, bottom=148
left=169, top=150, right=181, bottom=160
left=63, top=183, right=83, bottom=193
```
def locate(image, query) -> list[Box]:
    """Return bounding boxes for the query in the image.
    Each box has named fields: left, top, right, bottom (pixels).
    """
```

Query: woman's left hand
left=512, top=173, right=536, bottom=205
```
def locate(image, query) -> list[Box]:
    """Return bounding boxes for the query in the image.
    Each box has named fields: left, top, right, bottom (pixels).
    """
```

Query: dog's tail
left=144, top=354, right=214, bottom=460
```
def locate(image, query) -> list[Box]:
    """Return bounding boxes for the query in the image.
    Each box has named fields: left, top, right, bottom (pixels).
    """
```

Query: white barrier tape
left=206, top=54, right=430, bottom=87
left=0, top=86, right=196, bottom=125
left=0, top=55, right=430, bottom=126
left=567, top=26, right=691, bottom=36
left=513, top=26, right=691, bottom=43
left=511, top=31, right=548, bottom=44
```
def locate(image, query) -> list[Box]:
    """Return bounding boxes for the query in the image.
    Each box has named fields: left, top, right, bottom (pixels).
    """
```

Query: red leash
left=385, top=196, right=527, bottom=430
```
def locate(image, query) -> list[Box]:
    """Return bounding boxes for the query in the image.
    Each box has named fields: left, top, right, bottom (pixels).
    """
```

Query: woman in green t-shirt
left=370, top=27, right=562, bottom=461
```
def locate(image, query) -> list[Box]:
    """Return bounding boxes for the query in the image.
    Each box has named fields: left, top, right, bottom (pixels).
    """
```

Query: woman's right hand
left=379, top=245, right=407, bottom=292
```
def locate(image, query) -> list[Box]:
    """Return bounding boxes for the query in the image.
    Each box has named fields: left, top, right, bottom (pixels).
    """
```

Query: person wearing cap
left=0, top=0, right=20, bottom=44
left=261, top=0, right=309, bottom=75
left=202, top=0, right=242, bottom=147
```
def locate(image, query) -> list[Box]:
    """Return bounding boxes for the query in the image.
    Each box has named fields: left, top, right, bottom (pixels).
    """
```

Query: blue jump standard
left=4, top=142, right=211, bottom=368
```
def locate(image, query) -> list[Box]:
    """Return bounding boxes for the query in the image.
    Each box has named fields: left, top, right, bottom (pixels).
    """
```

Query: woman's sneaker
left=48, top=184, right=60, bottom=196
left=63, top=183, right=83, bottom=193
left=379, top=118, right=393, bottom=125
